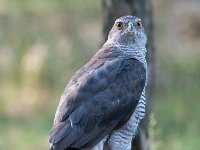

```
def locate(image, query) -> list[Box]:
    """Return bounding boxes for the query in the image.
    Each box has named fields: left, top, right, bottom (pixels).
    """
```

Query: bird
left=49, top=15, right=147, bottom=150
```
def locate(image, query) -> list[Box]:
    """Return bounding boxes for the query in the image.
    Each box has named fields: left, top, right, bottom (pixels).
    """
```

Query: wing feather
left=49, top=47, right=146, bottom=150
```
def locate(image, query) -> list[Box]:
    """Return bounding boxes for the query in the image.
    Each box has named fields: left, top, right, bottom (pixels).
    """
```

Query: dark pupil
left=118, top=23, right=122, bottom=28
left=137, top=22, right=141, bottom=26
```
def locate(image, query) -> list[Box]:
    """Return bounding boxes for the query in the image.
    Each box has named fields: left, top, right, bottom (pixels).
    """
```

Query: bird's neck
left=104, top=41, right=147, bottom=65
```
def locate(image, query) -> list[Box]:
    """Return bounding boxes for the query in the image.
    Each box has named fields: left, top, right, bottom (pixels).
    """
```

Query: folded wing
left=49, top=51, right=146, bottom=150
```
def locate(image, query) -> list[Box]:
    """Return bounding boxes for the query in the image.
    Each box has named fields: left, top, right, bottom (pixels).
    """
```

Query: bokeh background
left=0, top=0, right=200, bottom=149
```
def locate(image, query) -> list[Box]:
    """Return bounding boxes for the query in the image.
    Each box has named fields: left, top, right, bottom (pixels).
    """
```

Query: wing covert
left=49, top=52, right=146, bottom=149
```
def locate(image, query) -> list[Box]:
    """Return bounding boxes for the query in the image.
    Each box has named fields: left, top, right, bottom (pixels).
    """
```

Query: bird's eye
left=136, top=21, right=142, bottom=28
left=116, top=22, right=123, bottom=30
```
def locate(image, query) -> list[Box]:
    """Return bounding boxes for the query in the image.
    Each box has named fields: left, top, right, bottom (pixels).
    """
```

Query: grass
left=0, top=115, right=51, bottom=150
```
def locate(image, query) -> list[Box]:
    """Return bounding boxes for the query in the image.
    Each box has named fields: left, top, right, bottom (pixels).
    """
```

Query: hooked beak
left=127, top=22, right=136, bottom=35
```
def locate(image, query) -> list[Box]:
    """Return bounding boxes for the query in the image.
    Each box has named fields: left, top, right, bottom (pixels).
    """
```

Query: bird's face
left=108, top=16, right=147, bottom=48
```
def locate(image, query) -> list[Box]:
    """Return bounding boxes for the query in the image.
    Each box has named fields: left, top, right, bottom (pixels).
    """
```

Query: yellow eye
left=136, top=21, right=142, bottom=28
left=116, top=22, right=123, bottom=30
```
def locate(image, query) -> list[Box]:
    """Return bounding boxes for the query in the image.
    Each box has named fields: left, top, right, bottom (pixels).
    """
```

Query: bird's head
left=107, top=16, right=147, bottom=48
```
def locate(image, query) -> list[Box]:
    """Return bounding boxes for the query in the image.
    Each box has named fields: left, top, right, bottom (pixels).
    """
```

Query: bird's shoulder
left=64, top=45, right=124, bottom=91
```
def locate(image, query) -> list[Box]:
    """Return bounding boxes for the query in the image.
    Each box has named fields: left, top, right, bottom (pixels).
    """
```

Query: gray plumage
left=49, top=16, right=147, bottom=150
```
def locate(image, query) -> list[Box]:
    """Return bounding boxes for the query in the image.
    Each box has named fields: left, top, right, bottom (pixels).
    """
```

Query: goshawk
left=49, top=15, right=148, bottom=150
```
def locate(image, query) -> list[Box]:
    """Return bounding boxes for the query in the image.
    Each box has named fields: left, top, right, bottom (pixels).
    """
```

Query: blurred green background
left=0, top=0, right=200, bottom=149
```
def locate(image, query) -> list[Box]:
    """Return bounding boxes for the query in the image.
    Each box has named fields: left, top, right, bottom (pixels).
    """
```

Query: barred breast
left=107, top=90, right=146, bottom=150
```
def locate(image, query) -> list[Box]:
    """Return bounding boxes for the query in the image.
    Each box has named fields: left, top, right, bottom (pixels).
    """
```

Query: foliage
left=0, top=0, right=200, bottom=149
